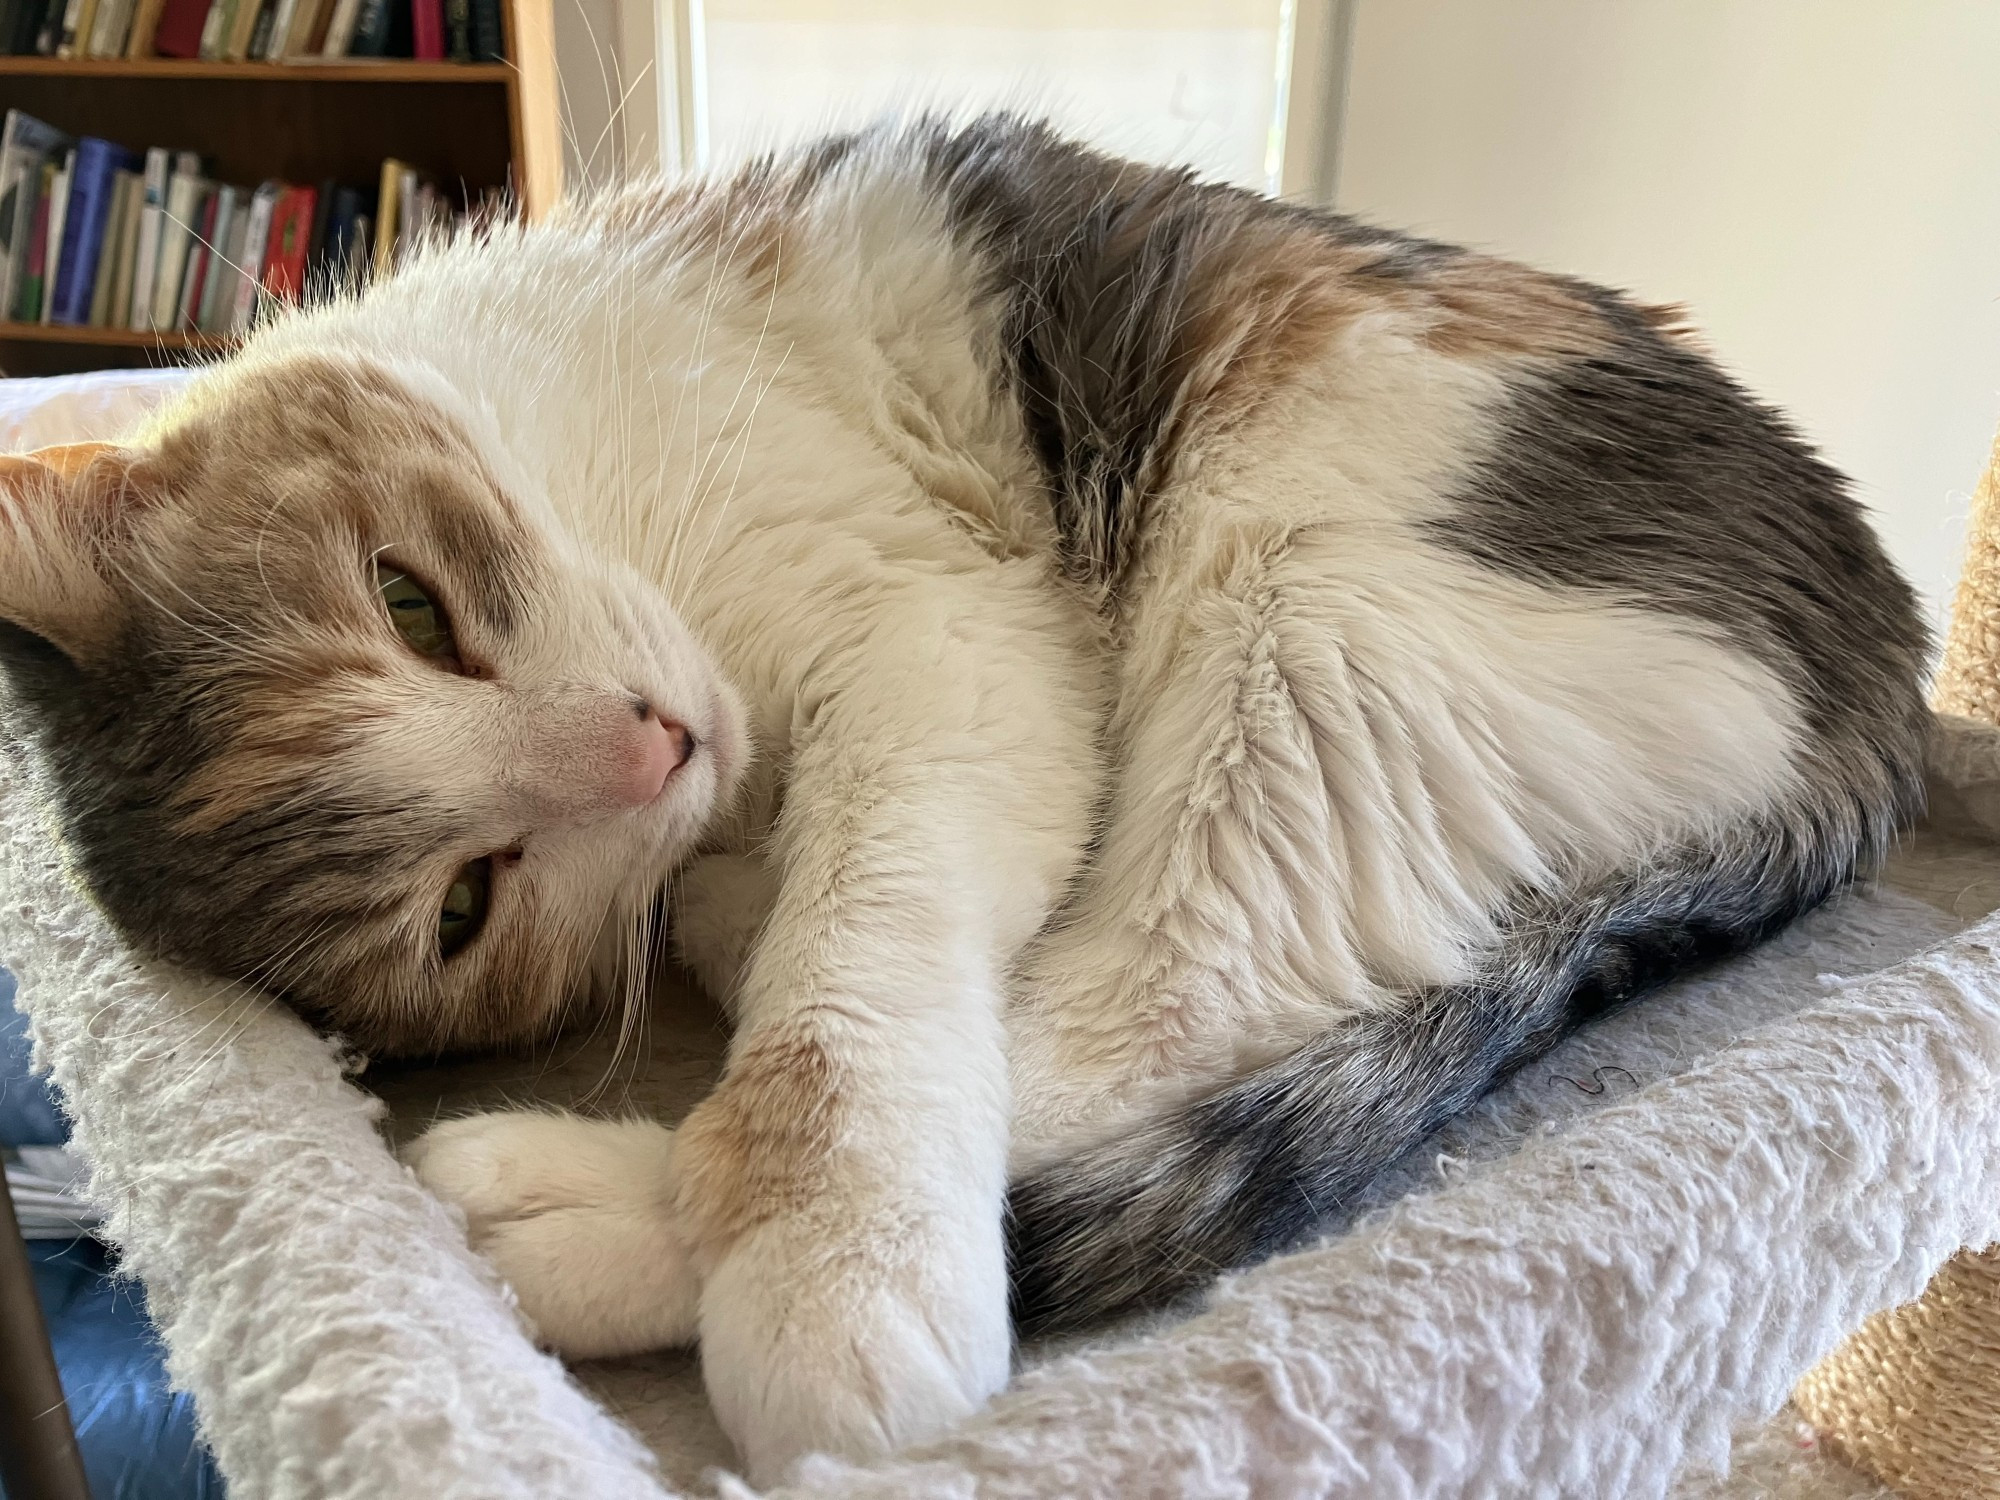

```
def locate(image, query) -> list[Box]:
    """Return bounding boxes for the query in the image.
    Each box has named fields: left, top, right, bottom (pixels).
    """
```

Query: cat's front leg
left=671, top=656, right=1090, bottom=1483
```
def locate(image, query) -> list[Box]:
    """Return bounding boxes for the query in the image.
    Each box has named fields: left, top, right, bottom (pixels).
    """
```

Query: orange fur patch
left=674, top=1021, right=848, bottom=1255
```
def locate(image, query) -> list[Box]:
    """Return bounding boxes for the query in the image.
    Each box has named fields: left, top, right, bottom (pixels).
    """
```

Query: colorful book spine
left=259, top=182, right=314, bottom=303
left=15, top=160, right=52, bottom=320
left=0, top=110, right=70, bottom=316
left=410, top=0, right=439, bottom=59
left=50, top=135, right=138, bottom=324
left=147, top=0, right=206, bottom=56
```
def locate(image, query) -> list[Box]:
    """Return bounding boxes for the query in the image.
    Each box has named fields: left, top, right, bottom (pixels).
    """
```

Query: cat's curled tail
left=1005, top=791, right=1921, bottom=1334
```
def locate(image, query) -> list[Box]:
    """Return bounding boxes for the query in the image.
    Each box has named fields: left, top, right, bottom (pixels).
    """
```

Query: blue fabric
left=4, top=1238, right=224, bottom=1500
left=2, top=971, right=223, bottom=1497
left=0, top=968, right=67, bottom=1146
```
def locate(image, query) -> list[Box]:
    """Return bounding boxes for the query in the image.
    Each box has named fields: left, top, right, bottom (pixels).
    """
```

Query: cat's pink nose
left=621, top=706, right=695, bottom=807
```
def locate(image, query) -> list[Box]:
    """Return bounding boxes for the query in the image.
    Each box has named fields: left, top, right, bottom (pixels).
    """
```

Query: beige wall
left=1336, top=0, right=2000, bottom=623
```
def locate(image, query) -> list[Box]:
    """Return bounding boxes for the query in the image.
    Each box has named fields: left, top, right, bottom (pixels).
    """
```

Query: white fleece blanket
left=6, top=375, right=2000, bottom=1498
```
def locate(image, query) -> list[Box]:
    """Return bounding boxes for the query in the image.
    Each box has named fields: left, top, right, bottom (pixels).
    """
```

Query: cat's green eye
left=438, top=857, right=491, bottom=958
left=375, top=562, right=456, bottom=660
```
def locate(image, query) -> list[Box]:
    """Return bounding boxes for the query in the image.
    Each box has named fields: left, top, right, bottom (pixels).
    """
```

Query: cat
left=0, top=116, right=1930, bottom=1482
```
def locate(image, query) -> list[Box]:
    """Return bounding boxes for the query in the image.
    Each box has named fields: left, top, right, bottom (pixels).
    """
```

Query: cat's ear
left=0, top=442, right=156, bottom=669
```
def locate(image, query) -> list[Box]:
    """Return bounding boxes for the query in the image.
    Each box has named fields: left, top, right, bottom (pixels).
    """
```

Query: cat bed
left=6, top=373, right=2000, bottom=1499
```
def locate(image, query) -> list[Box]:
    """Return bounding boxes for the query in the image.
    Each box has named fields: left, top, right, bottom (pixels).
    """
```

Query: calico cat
left=0, top=117, right=1930, bottom=1481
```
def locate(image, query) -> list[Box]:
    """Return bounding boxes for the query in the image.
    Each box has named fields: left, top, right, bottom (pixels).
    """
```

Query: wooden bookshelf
left=0, top=0, right=560, bottom=375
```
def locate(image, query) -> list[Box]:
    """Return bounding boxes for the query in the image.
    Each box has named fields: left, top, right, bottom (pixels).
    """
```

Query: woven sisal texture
left=1794, top=1249, right=2000, bottom=1499
left=1934, top=427, right=2000, bottom=723
left=1792, top=427, right=2000, bottom=1499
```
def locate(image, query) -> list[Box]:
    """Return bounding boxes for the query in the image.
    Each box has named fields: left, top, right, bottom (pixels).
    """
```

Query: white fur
left=199, top=143, right=1814, bottom=1480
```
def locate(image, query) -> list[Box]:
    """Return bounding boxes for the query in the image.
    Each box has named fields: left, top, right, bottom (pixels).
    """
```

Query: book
left=279, top=0, right=320, bottom=54
left=121, top=0, right=165, bottom=54
left=38, top=147, right=72, bottom=324
left=345, top=212, right=370, bottom=288
left=15, top=160, right=52, bottom=319
left=318, top=182, right=361, bottom=290
left=148, top=0, right=207, bottom=55
left=172, top=185, right=215, bottom=328
left=343, top=0, right=385, bottom=55
left=0, top=110, right=68, bottom=316
left=55, top=0, right=97, bottom=54
left=196, top=0, right=231, bottom=54
left=148, top=154, right=204, bottom=329
left=126, top=145, right=169, bottom=328
left=86, top=168, right=136, bottom=324
left=441, top=0, right=464, bottom=58
left=101, top=169, right=143, bottom=327
left=467, top=0, right=495, bottom=58
left=229, top=179, right=279, bottom=331
left=84, top=0, right=130, bottom=53
left=316, top=0, right=355, bottom=53
left=259, top=182, right=314, bottom=303
left=198, top=184, right=243, bottom=332
left=410, top=0, right=438, bottom=59
left=371, top=157, right=401, bottom=279
left=252, top=0, right=288, bottom=54
left=220, top=0, right=256, bottom=55
left=243, top=0, right=273, bottom=53
left=51, top=135, right=139, bottom=324
left=8, top=0, right=49, bottom=53
left=33, top=0, right=63, bottom=54
left=192, top=182, right=235, bottom=329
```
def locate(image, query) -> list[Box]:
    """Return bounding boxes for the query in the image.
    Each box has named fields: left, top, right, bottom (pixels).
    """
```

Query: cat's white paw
left=405, top=1110, right=698, bottom=1359
left=698, top=1202, right=1011, bottom=1486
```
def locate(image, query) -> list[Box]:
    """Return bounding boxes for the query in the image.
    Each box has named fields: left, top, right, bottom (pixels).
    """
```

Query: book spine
left=409, top=0, right=437, bottom=59
left=343, top=0, right=384, bottom=55
left=441, top=0, right=464, bottom=58
left=252, top=0, right=288, bottom=54
left=230, top=181, right=278, bottom=332
left=34, top=0, right=63, bottom=55
left=195, top=184, right=233, bottom=330
left=467, top=0, right=494, bottom=58
left=84, top=0, right=126, bottom=53
left=316, top=0, right=356, bottom=53
left=103, top=170, right=143, bottom=328
left=149, top=0, right=207, bottom=56
left=196, top=0, right=229, bottom=54
left=148, top=164, right=199, bottom=329
left=126, top=144, right=167, bottom=328
left=54, top=0, right=85, bottom=55
left=122, top=0, right=165, bottom=55
left=173, top=186, right=214, bottom=328
left=51, top=139, right=131, bottom=324
left=85, top=169, right=131, bottom=324
left=15, top=160, right=51, bottom=319
left=38, top=149, right=71, bottom=323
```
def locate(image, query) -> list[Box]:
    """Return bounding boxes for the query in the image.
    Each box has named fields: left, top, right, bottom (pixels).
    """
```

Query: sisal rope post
left=1790, top=425, right=2000, bottom=1497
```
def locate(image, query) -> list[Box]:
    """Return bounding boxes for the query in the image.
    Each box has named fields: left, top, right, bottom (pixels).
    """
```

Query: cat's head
left=0, top=354, right=745, bottom=1056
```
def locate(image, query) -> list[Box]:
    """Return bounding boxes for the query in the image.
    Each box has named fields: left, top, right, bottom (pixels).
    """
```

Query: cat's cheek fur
left=403, top=1111, right=699, bottom=1358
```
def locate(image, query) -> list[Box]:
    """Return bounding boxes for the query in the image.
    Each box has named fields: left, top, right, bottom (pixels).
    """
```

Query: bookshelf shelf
left=0, top=0, right=557, bottom=374
left=0, top=57, right=511, bottom=80
left=0, top=320, right=227, bottom=347
left=0, top=320, right=228, bottom=346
